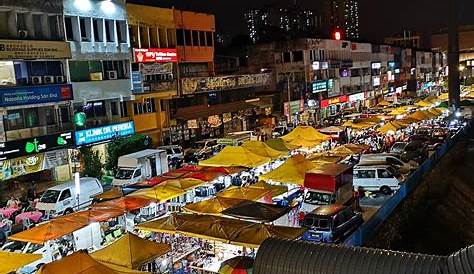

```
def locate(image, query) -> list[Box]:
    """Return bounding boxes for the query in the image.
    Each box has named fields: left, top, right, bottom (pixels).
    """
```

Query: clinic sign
left=75, top=121, right=135, bottom=146
left=0, top=132, right=73, bottom=161
left=0, top=39, right=71, bottom=59
left=0, top=84, right=73, bottom=107
left=133, top=48, right=178, bottom=63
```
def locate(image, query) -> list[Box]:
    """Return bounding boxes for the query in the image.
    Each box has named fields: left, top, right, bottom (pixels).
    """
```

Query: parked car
left=184, top=139, right=219, bottom=163
left=353, top=165, right=402, bottom=195
left=36, top=177, right=103, bottom=217
left=390, top=141, right=428, bottom=163
left=358, top=153, right=418, bottom=174
left=301, top=205, right=363, bottom=243
left=159, top=145, right=184, bottom=169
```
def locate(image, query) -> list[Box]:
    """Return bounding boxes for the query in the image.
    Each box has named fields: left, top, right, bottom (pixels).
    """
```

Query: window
left=23, top=108, right=39, bottom=128
left=64, top=17, right=74, bottom=41
left=176, top=29, right=184, bottom=46
left=149, top=27, right=159, bottom=47
left=133, top=169, right=141, bottom=178
left=377, top=169, right=393, bottom=178
left=133, top=98, right=156, bottom=115
left=60, top=106, right=71, bottom=123
left=59, top=189, right=71, bottom=201
left=110, top=101, right=119, bottom=116
left=4, top=110, right=24, bottom=130
left=282, top=52, right=291, bottom=63
left=44, top=108, right=56, bottom=126
left=184, top=30, right=191, bottom=46
left=354, top=170, right=376, bottom=179
left=120, top=102, right=128, bottom=117
left=293, top=50, right=303, bottom=62
left=129, top=25, right=139, bottom=48
left=93, top=18, right=103, bottom=42
left=83, top=101, right=106, bottom=118
left=167, top=29, right=176, bottom=47
left=105, top=19, right=114, bottom=42
left=16, top=12, right=27, bottom=31
left=192, top=30, right=199, bottom=46
left=48, top=15, right=60, bottom=40
left=79, top=17, right=91, bottom=41
left=33, top=14, right=43, bottom=39
left=199, top=31, right=206, bottom=46
left=158, top=28, right=167, bottom=47
left=116, top=20, right=126, bottom=43
left=206, top=32, right=213, bottom=46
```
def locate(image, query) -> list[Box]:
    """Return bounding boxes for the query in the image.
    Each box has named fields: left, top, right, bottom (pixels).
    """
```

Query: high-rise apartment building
left=324, top=0, right=360, bottom=40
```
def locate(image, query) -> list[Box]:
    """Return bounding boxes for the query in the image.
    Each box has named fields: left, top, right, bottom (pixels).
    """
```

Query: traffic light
left=333, top=30, right=342, bottom=40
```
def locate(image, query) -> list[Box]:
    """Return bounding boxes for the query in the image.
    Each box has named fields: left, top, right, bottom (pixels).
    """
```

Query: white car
left=358, top=153, right=418, bottom=174
left=353, top=165, right=401, bottom=195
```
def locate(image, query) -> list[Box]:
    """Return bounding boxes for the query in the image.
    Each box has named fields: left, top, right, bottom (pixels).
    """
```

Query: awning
left=161, top=178, right=206, bottom=191
left=306, top=154, right=343, bottom=163
left=241, top=140, right=287, bottom=159
left=221, top=201, right=291, bottom=222
left=260, top=154, right=318, bottom=186
left=281, top=126, right=330, bottom=148
left=136, top=213, right=307, bottom=248
left=199, top=146, right=270, bottom=168
left=37, top=250, right=146, bottom=274
left=0, top=251, right=42, bottom=273
left=91, top=233, right=170, bottom=270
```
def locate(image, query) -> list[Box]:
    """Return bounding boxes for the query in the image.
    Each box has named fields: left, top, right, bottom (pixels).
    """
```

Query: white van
left=1, top=222, right=102, bottom=273
left=36, top=177, right=103, bottom=217
left=358, top=153, right=418, bottom=174
left=353, top=165, right=401, bottom=195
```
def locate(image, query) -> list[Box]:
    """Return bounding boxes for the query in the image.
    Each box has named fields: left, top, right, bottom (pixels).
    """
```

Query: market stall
left=265, top=138, right=296, bottom=152
left=0, top=251, right=41, bottom=273
left=199, top=146, right=271, bottom=168
left=259, top=154, right=319, bottom=186
left=241, top=140, right=287, bottom=159
left=281, top=126, right=330, bottom=148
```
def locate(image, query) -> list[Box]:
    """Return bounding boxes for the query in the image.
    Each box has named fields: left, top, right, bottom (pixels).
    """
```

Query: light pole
left=286, top=72, right=295, bottom=124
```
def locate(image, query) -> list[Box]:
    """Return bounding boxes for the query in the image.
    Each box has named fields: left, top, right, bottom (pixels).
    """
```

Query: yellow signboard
left=0, top=39, right=72, bottom=59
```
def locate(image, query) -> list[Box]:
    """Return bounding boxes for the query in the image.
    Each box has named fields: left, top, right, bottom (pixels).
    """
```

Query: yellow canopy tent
left=342, top=120, right=375, bottom=130
left=375, top=100, right=391, bottom=107
left=387, top=106, right=411, bottom=116
left=199, top=146, right=270, bottom=168
left=377, top=121, right=403, bottom=134
left=265, top=138, right=297, bottom=152
left=247, top=180, right=288, bottom=197
left=130, top=184, right=186, bottom=202
left=136, top=213, right=306, bottom=248
left=397, top=117, right=419, bottom=126
left=0, top=251, right=41, bottom=274
left=408, top=111, right=430, bottom=121
left=281, top=126, right=330, bottom=148
left=437, top=93, right=449, bottom=100
left=415, top=100, right=432, bottom=107
left=161, top=178, right=206, bottom=191
left=183, top=196, right=248, bottom=215
left=216, top=186, right=272, bottom=200
left=91, top=233, right=170, bottom=270
left=37, top=251, right=146, bottom=274
left=318, top=126, right=344, bottom=134
left=307, top=154, right=343, bottom=163
left=421, top=110, right=438, bottom=119
left=327, top=143, right=370, bottom=156
left=241, top=140, right=287, bottom=159
left=260, top=154, right=317, bottom=186
left=94, top=187, right=124, bottom=202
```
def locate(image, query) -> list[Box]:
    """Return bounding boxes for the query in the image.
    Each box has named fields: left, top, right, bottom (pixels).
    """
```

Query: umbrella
left=219, top=256, right=254, bottom=274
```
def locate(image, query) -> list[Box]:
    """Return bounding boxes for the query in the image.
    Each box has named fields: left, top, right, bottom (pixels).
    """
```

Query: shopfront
left=284, top=99, right=305, bottom=124
left=348, top=92, right=366, bottom=111
left=320, top=95, right=349, bottom=118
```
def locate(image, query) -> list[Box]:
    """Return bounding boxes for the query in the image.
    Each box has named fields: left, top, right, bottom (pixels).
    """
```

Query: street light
left=286, top=72, right=295, bottom=123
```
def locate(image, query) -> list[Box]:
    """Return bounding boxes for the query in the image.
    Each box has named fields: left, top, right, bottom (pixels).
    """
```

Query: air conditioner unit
left=43, top=76, right=55, bottom=84
left=56, top=76, right=65, bottom=83
left=31, top=76, right=42, bottom=85
left=107, top=70, right=118, bottom=80
left=17, top=30, right=28, bottom=38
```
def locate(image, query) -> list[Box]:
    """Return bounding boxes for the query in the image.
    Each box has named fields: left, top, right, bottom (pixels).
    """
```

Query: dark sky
left=130, top=0, right=474, bottom=44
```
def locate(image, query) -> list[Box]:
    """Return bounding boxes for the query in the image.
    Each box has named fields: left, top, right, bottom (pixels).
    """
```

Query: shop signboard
left=349, top=92, right=365, bottom=102
left=0, top=153, right=44, bottom=181
left=181, top=73, right=271, bottom=94
left=208, top=115, right=222, bottom=128
left=371, top=62, right=381, bottom=69
left=133, top=48, right=178, bottom=63
left=74, top=121, right=135, bottom=146
left=312, top=61, right=328, bottom=70
left=284, top=100, right=305, bottom=116
left=139, top=62, right=173, bottom=76
left=373, top=76, right=381, bottom=87
left=0, top=84, right=73, bottom=107
left=0, top=132, right=73, bottom=161
left=131, top=71, right=143, bottom=93
left=320, top=95, right=348, bottom=108
left=187, top=119, right=199, bottom=129
left=222, top=113, right=232, bottom=123
left=312, top=80, right=328, bottom=93
left=0, top=39, right=71, bottom=59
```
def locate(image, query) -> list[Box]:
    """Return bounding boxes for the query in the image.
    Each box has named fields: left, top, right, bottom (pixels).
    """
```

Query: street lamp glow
left=459, top=65, right=465, bottom=71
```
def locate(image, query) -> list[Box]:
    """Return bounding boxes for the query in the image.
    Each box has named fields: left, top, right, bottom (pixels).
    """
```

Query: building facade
left=323, top=0, right=360, bottom=40
left=0, top=0, right=74, bottom=190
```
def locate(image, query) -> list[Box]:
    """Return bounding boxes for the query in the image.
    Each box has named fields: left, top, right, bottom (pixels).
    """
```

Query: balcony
left=180, top=73, right=272, bottom=95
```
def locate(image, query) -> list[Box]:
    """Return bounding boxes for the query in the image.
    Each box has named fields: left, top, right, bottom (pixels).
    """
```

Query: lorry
left=112, top=149, right=168, bottom=187
left=301, top=163, right=353, bottom=214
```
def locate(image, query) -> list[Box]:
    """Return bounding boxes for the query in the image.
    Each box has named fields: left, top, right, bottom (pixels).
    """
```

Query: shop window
left=293, top=51, right=304, bottom=62
left=0, top=61, right=16, bottom=86
left=110, top=101, right=119, bottom=116
left=93, top=18, right=103, bottom=42
left=116, top=20, right=127, bottom=43
left=4, top=110, right=24, bottom=130
left=83, top=101, right=106, bottom=119
left=69, top=61, right=90, bottom=82
left=24, top=108, right=39, bottom=128
left=206, top=32, right=213, bottom=47
left=64, top=16, right=75, bottom=41
left=105, top=19, right=115, bottom=42
left=184, top=30, right=191, bottom=46
left=192, top=30, right=199, bottom=46
left=44, top=108, right=56, bottom=126
left=176, top=29, right=184, bottom=46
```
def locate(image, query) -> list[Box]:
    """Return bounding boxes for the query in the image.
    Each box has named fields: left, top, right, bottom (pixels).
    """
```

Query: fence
left=344, top=123, right=471, bottom=246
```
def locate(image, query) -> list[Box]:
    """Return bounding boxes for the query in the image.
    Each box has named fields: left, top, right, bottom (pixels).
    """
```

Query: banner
left=43, top=149, right=69, bottom=170
left=0, top=84, right=73, bottom=107
left=222, top=113, right=232, bottom=123
left=0, top=132, right=73, bottom=161
left=0, top=153, right=44, bottom=181
left=75, top=121, right=135, bottom=146
left=134, top=48, right=178, bottom=63
left=0, top=39, right=71, bottom=59
left=187, top=119, right=198, bottom=129
left=139, top=62, right=173, bottom=75
left=208, top=115, right=222, bottom=128
left=181, top=73, right=272, bottom=94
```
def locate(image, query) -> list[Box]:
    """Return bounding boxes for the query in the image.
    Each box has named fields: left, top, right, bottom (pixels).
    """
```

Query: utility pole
left=448, top=0, right=460, bottom=109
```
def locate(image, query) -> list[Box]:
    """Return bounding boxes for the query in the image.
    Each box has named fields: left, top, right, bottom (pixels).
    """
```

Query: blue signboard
left=312, top=80, right=328, bottom=93
left=74, top=121, right=135, bottom=146
left=131, top=71, right=143, bottom=93
left=0, top=84, right=73, bottom=107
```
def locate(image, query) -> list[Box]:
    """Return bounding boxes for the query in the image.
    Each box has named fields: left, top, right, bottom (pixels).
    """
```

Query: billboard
left=0, top=39, right=71, bottom=59
left=74, top=121, right=135, bottom=146
left=133, top=48, right=178, bottom=63
left=0, top=84, right=73, bottom=107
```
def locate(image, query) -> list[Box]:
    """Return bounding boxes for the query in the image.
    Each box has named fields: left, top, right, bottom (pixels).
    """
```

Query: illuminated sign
left=371, top=62, right=381, bottom=69
left=75, top=122, right=135, bottom=146
left=373, top=76, right=381, bottom=87
left=0, top=132, right=73, bottom=160
left=320, top=96, right=348, bottom=108
left=349, top=92, right=365, bottom=102
left=0, top=84, right=73, bottom=107
left=312, top=80, right=328, bottom=93
left=133, top=48, right=178, bottom=63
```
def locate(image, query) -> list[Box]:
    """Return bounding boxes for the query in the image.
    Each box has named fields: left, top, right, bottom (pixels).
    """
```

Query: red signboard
left=320, top=95, right=348, bottom=108
left=134, top=48, right=178, bottom=63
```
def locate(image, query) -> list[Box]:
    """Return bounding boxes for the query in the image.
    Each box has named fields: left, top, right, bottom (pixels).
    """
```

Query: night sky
left=130, top=0, right=474, bottom=45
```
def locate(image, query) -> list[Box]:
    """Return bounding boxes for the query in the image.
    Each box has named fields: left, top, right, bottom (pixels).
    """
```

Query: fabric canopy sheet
left=199, top=146, right=270, bottom=168
left=130, top=184, right=186, bottom=202
left=260, top=154, right=318, bottom=186
left=375, top=100, right=391, bottom=107
left=326, top=144, right=370, bottom=156
left=91, top=233, right=170, bottom=270
left=241, top=140, right=287, bottom=159
left=319, top=126, right=344, bottom=134
left=307, top=154, right=343, bottom=163
left=377, top=121, right=404, bottom=134
left=94, top=187, right=124, bottom=202
left=247, top=181, right=288, bottom=197
left=342, top=121, right=375, bottom=130
left=37, top=251, right=146, bottom=274
left=265, top=138, right=296, bottom=152
left=0, top=251, right=41, bottom=273
left=221, top=201, right=291, bottom=222
left=136, top=213, right=306, bottom=248
left=281, top=126, right=330, bottom=148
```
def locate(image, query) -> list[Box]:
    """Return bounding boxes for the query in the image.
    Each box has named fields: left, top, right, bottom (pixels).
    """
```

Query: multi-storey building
left=385, top=32, right=422, bottom=49
left=322, top=0, right=360, bottom=40
left=244, top=6, right=322, bottom=44
left=0, top=0, right=74, bottom=190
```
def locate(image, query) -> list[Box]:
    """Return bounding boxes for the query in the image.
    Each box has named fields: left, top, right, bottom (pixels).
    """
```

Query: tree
left=79, top=147, right=103, bottom=179
left=105, top=134, right=152, bottom=171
